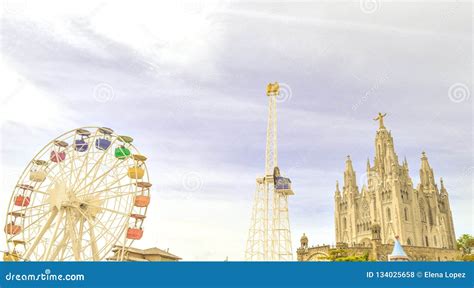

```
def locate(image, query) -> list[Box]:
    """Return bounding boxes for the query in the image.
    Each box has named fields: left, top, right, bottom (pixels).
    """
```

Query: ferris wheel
left=3, top=127, right=152, bottom=261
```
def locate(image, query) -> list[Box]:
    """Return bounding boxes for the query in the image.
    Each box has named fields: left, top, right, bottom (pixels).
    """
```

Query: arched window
left=343, top=217, right=347, bottom=230
left=386, top=208, right=391, bottom=221
left=425, top=236, right=429, bottom=247
left=404, top=207, right=409, bottom=221
left=420, top=202, right=427, bottom=223
left=407, top=238, right=412, bottom=245
left=434, top=236, right=437, bottom=246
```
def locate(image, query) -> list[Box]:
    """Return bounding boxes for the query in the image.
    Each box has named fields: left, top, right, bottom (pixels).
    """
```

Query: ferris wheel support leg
left=49, top=229, right=69, bottom=261
left=87, top=217, right=100, bottom=261
left=65, top=208, right=82, bottom=261
left=23, top=207, right=59, bottom=260
left=43, top=208, right=64, bottom=260
left=76, top=217, right=85, bottom=260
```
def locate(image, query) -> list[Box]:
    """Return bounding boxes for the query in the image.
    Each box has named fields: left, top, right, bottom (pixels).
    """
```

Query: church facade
left=334, top=113, right=457, bottom=250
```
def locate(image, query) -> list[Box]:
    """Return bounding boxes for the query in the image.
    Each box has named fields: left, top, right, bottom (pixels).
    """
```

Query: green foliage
left=457, top=234, right=474, bottom=255
left=330, top=250, right=369, bottom=262
left=462, top=254, right=474, bottom=261
left=328, top=249, right=347, bottom=261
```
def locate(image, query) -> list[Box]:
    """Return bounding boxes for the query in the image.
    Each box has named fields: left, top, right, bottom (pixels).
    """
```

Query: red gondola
left=4, top=223, right=21, bottom=235
left=126, top=228, right=143, bottom=240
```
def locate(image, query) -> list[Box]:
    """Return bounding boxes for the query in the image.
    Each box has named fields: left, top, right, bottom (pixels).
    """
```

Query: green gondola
left=115, top=146, right=131, bottom=159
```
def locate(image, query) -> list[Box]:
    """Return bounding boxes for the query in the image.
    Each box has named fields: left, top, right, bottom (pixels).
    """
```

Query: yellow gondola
left=127, top=154, right=147, bottom=179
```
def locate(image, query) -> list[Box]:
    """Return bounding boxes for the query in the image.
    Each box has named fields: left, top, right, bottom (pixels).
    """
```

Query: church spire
left=344, top=155, right=357, bottom=189
left=420, top=151, right=436, bottom=189
left=373, top=113, right=400, bottom=177
left=440, top=177, right=448, bottom=194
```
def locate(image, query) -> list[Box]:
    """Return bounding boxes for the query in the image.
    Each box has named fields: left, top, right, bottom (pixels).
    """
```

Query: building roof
left=111, top=246, right=181, bottom=260
left=389, top=236, right=409, bottom=261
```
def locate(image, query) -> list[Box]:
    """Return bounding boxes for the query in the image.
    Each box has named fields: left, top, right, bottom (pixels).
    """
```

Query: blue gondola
left=96, top=138, right=111, bottom=150
left=95, top=127, right=113, bottom=150
left=74, top=128, right=91, bottom=152
left=74, top=139, right=89, bottom=152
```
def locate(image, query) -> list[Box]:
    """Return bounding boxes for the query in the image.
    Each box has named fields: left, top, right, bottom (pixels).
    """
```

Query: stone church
left=297, top=114, right=461, bottom=261
left=334, top=113, right=456, bottom=249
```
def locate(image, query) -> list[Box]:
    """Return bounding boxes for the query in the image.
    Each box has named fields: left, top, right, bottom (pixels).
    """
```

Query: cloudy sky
left=0, top=0, right=472, bottom=260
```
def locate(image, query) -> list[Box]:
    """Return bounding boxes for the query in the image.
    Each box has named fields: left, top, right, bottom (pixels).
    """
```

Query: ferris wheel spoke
left=23, top=208, right=51, bottom=219
left=89, top=158, right=129, bottom=191
left=69, top=134, right=80, bottom=188
left=23, top=207, right=59, bottom=260
left=21, top=209, right=52, bottom=232
left=54, top=151, right=71, bottom=185
left=75, top=159, right=122, bottom=197
left=34, top=173, right=57, bottom=192
left=91, top=191, right=138, bottom=203
left=80, top=202, right=130, bottom=217
left=20, top=202, right=51, bottom=212
left=87, top=183, right=134, bottom=196
left=91, top=217, right=124, bottom=251
left=78, top=211, right=126, bottom=256
left=70, top=140, right=94, bottom=192
left=83, top=172, right=131, bottom=198
left=96, top=224, right=127, bottom=257
left=72, top=137, right=118, bottom=193
left=31, top=189, right=50, bottom=195
left=69, top=149, right=98, bottom=192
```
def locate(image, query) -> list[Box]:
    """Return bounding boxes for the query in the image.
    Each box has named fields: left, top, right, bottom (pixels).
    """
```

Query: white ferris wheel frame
left=4, top=127, right=151, bottom=261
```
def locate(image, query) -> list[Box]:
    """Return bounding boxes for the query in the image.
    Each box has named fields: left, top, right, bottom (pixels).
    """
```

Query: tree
left=456, top=234, right=474, bottom=255
left=329, top=249, right=369, bottom=262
